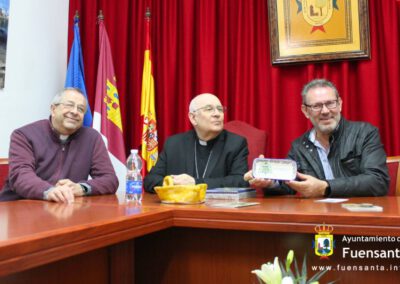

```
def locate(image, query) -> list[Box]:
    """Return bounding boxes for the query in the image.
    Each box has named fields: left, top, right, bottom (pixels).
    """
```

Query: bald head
left=189, top=93, right=221, bottom=113
left=188, top=93, right=225, bottom=141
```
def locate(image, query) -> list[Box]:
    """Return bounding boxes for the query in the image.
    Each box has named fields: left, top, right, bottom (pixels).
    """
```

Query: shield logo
left=302, top=0, right=333, bottom=27
left=315, top=234, right=334, bottom=257
left=313, top=223, right=334, bottom=259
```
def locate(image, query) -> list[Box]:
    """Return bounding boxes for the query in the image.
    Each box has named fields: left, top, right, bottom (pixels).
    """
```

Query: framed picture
left=267, top=0, right=370, bottom=65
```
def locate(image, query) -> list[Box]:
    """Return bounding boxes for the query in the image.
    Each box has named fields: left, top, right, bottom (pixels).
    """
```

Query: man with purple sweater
left=0, top=88, right=118, bottom=202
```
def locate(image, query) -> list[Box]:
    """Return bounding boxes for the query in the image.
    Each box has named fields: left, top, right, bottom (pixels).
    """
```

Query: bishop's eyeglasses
left=192, top=105, right=227, bottom=114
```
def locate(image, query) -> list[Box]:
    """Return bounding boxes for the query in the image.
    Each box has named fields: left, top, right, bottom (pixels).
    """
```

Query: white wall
left=0, top=0, right=69, bottom=157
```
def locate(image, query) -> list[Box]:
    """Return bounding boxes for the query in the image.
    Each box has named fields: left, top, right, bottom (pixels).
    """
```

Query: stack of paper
left=341, top=203, right=383, bottom=212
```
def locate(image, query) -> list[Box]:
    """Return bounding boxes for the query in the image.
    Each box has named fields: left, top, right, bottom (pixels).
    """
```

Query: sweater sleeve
left=8, top=130, right=53, bottom=199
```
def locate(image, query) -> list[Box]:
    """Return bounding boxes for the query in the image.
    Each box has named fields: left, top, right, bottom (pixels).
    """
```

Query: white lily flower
left=282, top=276, right=294, bottom=284
left=252, top=250, right=330, bottom=284
left=252, top=268, right=269, bottom=283
left=252, top=257, right=282, bottom=284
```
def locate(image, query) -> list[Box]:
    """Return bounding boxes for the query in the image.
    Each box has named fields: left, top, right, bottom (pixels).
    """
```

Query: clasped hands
left=46, top=179, right=85, bottom=203
left=169, top=174, right=196, bottom=185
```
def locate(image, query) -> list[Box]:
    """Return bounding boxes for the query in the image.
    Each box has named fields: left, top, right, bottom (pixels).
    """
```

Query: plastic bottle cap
left=131, top=149, right=138, bottom=154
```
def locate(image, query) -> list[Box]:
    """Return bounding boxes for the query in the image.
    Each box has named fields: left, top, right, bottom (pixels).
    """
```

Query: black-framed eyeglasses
left=56, top=102, right=86, bottom=114
left=192, top=105, right=227, bottom=114
left=303, top=100, right=339, bottom=112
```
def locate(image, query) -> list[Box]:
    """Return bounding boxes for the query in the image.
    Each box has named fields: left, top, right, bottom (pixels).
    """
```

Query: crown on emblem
left=314, top=223, right=334, bottom=234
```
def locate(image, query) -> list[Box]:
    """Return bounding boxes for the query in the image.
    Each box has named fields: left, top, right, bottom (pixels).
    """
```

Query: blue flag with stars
left=65, top=15, right=92, bottom=127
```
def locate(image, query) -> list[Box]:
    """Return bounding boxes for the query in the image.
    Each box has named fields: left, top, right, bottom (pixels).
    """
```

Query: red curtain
left=68, top=0, right=400, bottom=158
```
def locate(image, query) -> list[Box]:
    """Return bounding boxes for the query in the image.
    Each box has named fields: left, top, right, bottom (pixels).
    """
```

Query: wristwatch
left=80, top=184, right=89, bottom=196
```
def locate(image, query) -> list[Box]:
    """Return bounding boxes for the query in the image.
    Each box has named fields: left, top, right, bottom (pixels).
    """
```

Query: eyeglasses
left=304, top=100, right=339, bottom=112
left=56, top=102, right=86, bottom=114
left=192, top=105, right=227, bottom=114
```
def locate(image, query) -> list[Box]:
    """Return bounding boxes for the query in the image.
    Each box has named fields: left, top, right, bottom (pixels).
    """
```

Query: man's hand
left=244, top=170, right=274, bottom=188
left=171, top=174, right=195, bottom=185
left=56, top=179, right=85, bottom=196
left=285, top=172, right=328, bottom=198
left=47, top=184, right=75, bottom=203
left=244, top=154, right=274, bottom=188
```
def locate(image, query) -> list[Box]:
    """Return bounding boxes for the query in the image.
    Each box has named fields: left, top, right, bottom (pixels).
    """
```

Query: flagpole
left=98, top=10, right=104, bottom=21
left=145, top=6, right=151, bottom=20
left=141, top=6, right=151, bottom=179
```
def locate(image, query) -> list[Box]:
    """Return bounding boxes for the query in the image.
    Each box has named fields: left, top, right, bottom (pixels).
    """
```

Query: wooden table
left=1, top=194, right=400, bottom=283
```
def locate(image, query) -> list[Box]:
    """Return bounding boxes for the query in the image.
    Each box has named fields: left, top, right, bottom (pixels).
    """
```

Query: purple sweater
left=0, top=119, right=118, bottom=201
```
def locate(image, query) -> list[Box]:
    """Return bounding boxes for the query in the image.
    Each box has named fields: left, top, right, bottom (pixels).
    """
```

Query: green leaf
left=279, top=261, right=288, bottom=276
left=300, top=254, right=307, bottom=284
left=293, top=257, right=301, bottom=281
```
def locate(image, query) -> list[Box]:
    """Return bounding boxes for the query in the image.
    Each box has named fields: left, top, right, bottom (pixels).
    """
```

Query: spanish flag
left=141, top=7, right=158, bottom=172
left=93, top=11, right=126, bottom=193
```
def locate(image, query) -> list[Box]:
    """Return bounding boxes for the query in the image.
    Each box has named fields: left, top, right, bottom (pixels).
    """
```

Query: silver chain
left=194, top=141, right=213, bottom=179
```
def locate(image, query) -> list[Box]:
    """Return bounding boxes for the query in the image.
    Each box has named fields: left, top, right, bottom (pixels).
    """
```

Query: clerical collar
left=59, top=134, right=69, bottom=143
left=196, top=133, right=220, bottom=147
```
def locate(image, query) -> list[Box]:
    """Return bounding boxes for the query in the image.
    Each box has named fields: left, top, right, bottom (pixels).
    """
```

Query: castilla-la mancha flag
left=141, top=8, right=158, bottom=172
left=93, top=15, right=126, bottom=193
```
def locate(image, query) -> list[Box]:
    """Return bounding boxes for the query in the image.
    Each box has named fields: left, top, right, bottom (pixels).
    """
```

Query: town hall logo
left=313, top=223, right=335, bottom=259
left=296, top=0, right=340, bottom=33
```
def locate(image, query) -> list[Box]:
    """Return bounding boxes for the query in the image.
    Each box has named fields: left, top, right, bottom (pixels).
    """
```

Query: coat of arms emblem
left=302, top=0, right=334, bottom=27
left=313, top=223, right=334, bottom=259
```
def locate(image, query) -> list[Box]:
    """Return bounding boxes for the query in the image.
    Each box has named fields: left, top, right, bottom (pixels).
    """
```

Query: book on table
left=206, top=187, right=256, bottom=200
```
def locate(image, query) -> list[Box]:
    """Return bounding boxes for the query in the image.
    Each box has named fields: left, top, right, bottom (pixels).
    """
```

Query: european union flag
left=65, top=15, right=92, bottom=127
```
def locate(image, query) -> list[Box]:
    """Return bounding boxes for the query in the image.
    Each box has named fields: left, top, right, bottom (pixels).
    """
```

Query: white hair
left=51, top=87, right=84, bottom=105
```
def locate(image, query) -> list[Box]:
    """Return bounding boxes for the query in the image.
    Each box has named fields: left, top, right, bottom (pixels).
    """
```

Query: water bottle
left=126, top=149, right=143, bottom=203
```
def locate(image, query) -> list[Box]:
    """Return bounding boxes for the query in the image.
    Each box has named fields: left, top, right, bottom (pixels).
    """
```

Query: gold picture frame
left=268, top=0, right=370, bottom=65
